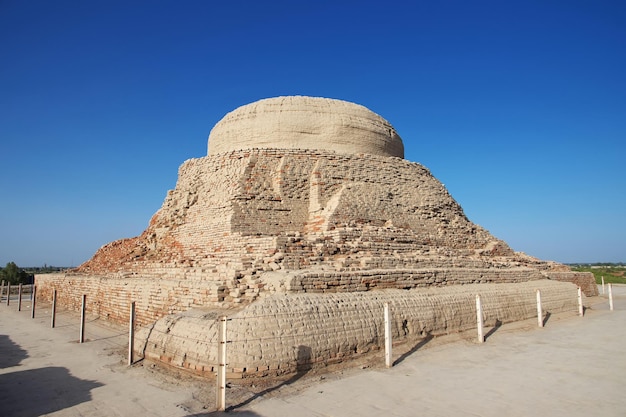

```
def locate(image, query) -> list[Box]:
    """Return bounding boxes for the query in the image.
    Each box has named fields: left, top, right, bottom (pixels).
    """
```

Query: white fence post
left=216, top=316, right=227, bottom=412
left=602, top=276, right=605, bottom=295
left=384, top=303, right=392, bottom=368
left=609, top=283, right=614, bottom=311
left=128, top=301, right=136, bottom=366
left=578, top=287, right=584, bottom=317
left=31, top=286, right=37, bottom=319
left=6, top=283, right=10, bottom=306
left=476, top=294, right=484, bottom=343
left=79, top=294, right=86, bottom=343
left=536, top=289, right=544, bottom=328
left=0, top=280, right=4, bottom=301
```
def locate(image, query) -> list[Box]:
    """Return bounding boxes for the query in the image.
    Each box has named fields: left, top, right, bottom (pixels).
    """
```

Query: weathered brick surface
left=135, top=280, right=580, bottom=378
left=207, top=96, right=404, bottom=158
left=545, top=271, right=598, bottom=296
left=77, top=149, right=504, bottom=279
left=33, top=266, right=555, bottom=326
left=38, top=148, right=591, bottom=311
left=35, top=274, right=225, bottom=326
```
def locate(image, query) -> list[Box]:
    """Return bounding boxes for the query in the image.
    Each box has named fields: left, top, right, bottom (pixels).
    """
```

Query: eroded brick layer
left=38, top=149, right=595, bottom=308
left=135, top=281, right=581, bottom=378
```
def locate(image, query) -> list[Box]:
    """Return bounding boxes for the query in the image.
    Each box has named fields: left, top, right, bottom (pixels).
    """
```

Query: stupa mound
left=208, top=96, right=404, bottom=158
left=36, top=96, right=597, bottom=379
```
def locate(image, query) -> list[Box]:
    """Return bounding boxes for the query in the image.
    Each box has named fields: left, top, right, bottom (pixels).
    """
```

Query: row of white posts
left=0, top=284, right=139, bottom=367
left=601, top=277, right=615, bottom=311
left=385, top=285, right=616, bottom=356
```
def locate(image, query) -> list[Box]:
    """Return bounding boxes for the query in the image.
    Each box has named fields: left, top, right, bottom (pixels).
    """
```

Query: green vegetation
left=0, top=262, right=68, bottom=286
left=0, top=262, right=32, bottom=285
left=23, top=265, right=67, bottom=274
left=570, top=263, right=626, bottom=285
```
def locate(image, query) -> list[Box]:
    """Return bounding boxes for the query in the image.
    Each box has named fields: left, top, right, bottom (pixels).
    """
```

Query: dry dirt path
left=0, top=297, right=209, bottom=417
left=0, top=286, right=624, bottom=417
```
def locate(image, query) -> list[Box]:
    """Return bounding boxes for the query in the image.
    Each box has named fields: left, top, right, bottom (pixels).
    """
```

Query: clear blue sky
left=1, top=0, right=624, bottom=267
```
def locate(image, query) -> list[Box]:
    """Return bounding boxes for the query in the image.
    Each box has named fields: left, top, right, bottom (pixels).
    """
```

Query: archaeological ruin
left=36, top=96, right=597, bottom=378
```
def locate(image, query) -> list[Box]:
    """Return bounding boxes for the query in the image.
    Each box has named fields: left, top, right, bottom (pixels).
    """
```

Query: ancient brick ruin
left=36, top=96, right=597, bottom=377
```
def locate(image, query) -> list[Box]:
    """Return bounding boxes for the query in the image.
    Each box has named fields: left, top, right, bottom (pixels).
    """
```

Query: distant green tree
left=0, top=262, right=30, bottom=285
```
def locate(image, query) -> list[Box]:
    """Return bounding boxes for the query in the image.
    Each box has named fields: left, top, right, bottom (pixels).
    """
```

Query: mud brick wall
left=546, top=271, right=598, bottom=296
left=78, top=149, right=502, bottom=277
left=35, top=273, right=227, bottom=326
left=136, top=280, right=580, bottom=379
left=71, top=148, right=585, bottom=311
left=36, top=268, right=594, bottom=328
left=282, top=267, right=545, bottom=292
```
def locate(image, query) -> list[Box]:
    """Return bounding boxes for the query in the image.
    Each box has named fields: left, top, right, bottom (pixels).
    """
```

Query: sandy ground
left=0, top=286, right=624, bottom=417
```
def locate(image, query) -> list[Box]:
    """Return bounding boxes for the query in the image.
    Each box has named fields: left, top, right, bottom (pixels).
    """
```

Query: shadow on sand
left=542, top=312, right=552, bottom=327
left=0, top=367, right=103, bottom=417
left=0, top=334, right=29, bottom=369
left=484, top=319, right=502, bottom=341
left=188, top=410, right=262, bottom=417
left=393, top=334, right=434, bottom=366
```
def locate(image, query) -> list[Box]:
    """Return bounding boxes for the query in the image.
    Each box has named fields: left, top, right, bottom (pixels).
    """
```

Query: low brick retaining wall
left=136, top=280, right=580, bottom=379
left=545, top=271, right=598, bottom=296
